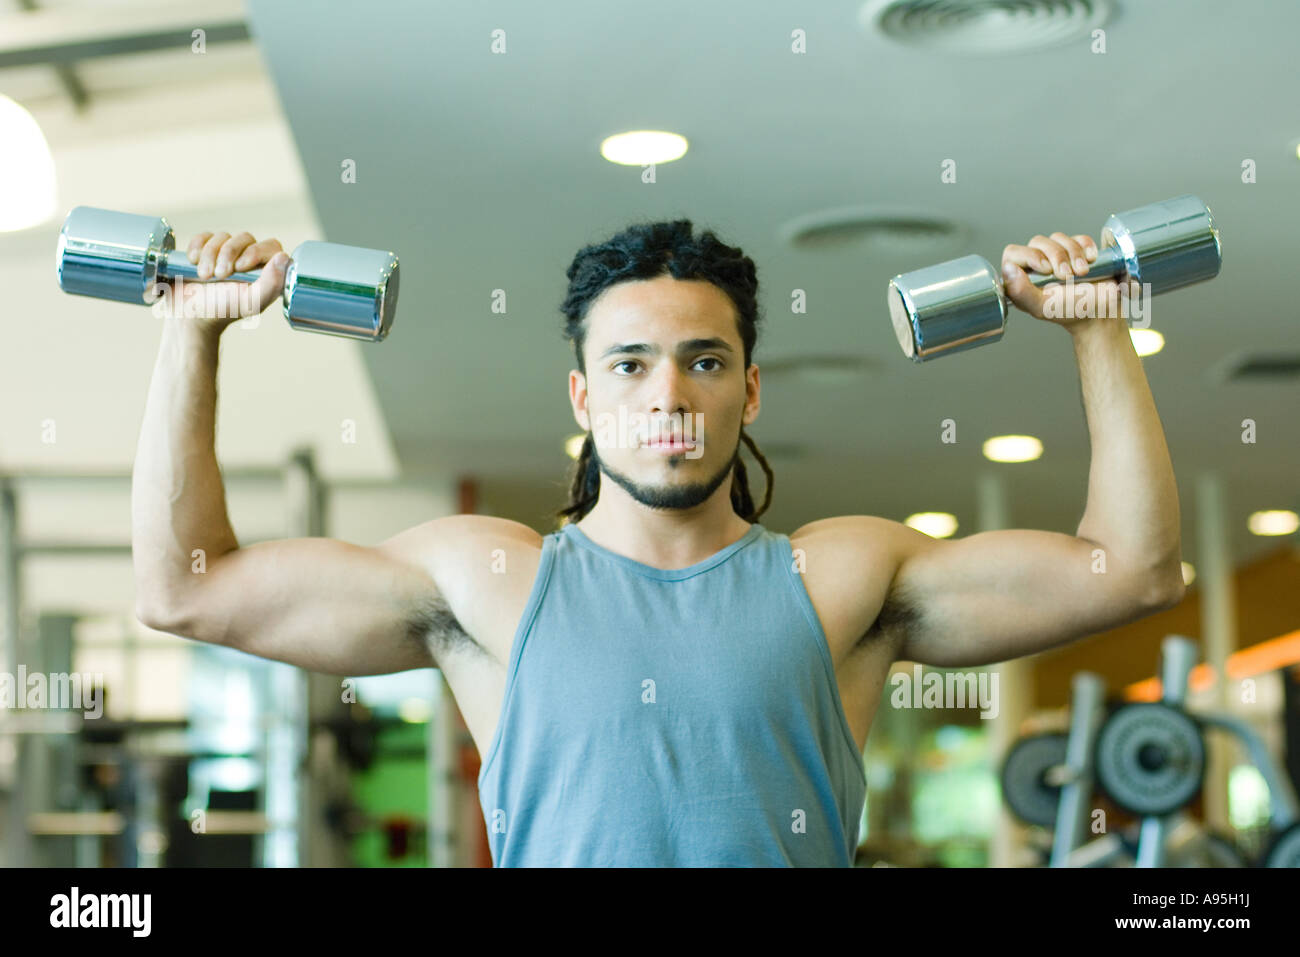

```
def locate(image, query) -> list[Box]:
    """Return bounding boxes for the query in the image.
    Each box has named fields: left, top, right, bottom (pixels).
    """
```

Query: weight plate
left=1201, top=831, right=1246, bottom=868
left=1122, top=828, right=1245, bottom=866
left=1001, top=732, right=1070, bottom=827
left=1165, top=830, right=1245, bottom=868
left=1095, top=702, right=1204, bottom=817
left=1262, top=822, right=1300, bottom=867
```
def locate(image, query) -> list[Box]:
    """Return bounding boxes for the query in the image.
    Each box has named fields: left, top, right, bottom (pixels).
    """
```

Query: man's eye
left=611, top=358, right=721, bottom=374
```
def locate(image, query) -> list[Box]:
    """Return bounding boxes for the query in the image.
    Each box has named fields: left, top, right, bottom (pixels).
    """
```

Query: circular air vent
left=859, top=0, right=1114, bottom=54
left=749, top=440, right=806, bottom=461
left=778, top=205, right=963, bottom=254
left=755, top=354, right=881, bottom=386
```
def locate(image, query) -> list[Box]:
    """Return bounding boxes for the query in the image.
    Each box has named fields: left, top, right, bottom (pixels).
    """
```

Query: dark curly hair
left=555, top=219, right=773, bottom=527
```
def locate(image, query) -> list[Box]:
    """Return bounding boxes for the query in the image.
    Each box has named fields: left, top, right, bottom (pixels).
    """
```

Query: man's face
left=569, top=275, right=760, bottom=512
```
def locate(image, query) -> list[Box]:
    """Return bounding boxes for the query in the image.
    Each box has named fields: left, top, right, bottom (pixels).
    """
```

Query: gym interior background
left=1, top=0, right=1297, bottom=868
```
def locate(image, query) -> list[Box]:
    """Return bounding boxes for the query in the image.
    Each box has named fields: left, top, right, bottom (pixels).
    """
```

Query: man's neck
left=575, top=501, right=753, bottom=570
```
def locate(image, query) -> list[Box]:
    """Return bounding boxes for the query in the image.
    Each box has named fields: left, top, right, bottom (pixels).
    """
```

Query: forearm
left=131, top=319, right=240, bottom=619
left=1071, top=316, right=1182, bottom=590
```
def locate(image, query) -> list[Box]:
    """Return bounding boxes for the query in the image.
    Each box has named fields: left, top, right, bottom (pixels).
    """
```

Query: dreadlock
left=555, top=220, right=774, bottom=527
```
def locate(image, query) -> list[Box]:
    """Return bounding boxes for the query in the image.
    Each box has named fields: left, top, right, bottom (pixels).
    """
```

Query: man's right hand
left=147, top=230, right=291, bottom=332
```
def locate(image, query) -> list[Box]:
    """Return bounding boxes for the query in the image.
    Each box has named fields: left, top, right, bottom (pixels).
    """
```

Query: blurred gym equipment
left=999, top=634, right=1300, bottom=867
left=0, top=448, right=458, bottom=868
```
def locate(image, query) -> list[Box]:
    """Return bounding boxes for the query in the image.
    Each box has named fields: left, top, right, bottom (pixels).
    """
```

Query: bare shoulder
left=379, top=513, right=544, bottom=567
left=790, top=513, right=912, bottom=562
left=380, top=513, right=545, bottom=611
left=787, top=514, right=913, bottom=659
left=790, top=514, right=907, bottom=594
left=376, top=514, right=546, bottom=666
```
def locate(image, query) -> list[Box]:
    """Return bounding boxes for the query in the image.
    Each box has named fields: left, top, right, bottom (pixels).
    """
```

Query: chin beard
left=591, top=440, right=739, bottom=511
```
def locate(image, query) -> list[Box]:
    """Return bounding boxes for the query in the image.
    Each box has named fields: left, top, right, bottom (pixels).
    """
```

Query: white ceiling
left=2, top=0, right=1297, bottom=570
left=0, top=0, right=402, bottom=481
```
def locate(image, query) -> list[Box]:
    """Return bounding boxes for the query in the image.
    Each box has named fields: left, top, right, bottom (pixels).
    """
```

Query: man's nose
left=646, top=363, right=690, bottom=414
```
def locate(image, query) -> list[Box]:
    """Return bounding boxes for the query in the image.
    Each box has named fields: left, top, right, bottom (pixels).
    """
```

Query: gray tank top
left=476, top=521, right=867, bottom=866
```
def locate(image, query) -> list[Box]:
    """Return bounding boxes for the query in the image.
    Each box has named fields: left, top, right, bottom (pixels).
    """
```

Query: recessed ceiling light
left=564, top=433, right=587, bottom=459
left=0, top=94, right=57, bottom=232
left=905, top=512, right=958, bottom=538
left=983, top=435, right=1043, bottom=463
left=600, top=130, right=688, bottom=166
left=1248, top=510, right=1299, bottom=536
left=398, top=698, right=432, bottom=724
left=1130, top=328, right=1165, bottom=356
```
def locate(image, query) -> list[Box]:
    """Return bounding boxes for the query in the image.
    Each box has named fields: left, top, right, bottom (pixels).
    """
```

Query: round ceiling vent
left=778, top=205, right=963, bottom=254
left=859, top=0, right=1114, bottom=54
left=755, top=354, right=881, bottom=386
left=748, top=440, right=806, bottom=461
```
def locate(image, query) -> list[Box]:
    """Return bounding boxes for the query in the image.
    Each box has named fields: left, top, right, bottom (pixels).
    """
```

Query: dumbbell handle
left=158, top=248, right=270, bottom=285
left=1023, top=244, right=1127, bottom=289
left=152, top=244, right=399, bottom=340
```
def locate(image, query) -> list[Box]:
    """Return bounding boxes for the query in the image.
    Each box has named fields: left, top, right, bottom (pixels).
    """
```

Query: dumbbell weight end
left=886, top=251, right=1126, bottom=363
left=156, top=243, right=401, bottom=343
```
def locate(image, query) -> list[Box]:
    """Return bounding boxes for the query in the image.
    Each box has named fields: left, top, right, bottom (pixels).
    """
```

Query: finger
left=198, top=232, right=230, bottom=280
left=1001, top=261, right=1044, bottom=316
left=214, top=232, right=257, bottom=278
left=1051, top=232, right=1089, bottom=276
left=233, top=238, right=285, bottom=272
left=1002, top=244, right=1053, bottom=275
left=1027, top=235, right=1073, bottom=280
left=247, top=251, right=291, bottom=314
left=186, top=232, right=213, bottom=264
left=1072, top=234, right=1098, bottom=262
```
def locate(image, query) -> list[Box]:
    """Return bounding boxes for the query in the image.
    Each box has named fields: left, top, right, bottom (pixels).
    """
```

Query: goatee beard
left=591, top=439, right=739, bottom=511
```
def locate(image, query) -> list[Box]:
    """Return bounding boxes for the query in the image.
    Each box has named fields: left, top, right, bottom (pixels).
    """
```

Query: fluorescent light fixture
left=0, top=94, right=57, bottom=231
left=600, top=130, right=688, bottom=166
left=982, top=434, right=1043, bottom=463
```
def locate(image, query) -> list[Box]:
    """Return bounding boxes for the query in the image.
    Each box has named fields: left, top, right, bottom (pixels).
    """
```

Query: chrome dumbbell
left=55, top=206, right=400, bottom=342
left=887, top=194, right=1222, bottom=363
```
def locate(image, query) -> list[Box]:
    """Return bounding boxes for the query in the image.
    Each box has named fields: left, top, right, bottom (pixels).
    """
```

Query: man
left=133, top=218, right=1184, bottom=867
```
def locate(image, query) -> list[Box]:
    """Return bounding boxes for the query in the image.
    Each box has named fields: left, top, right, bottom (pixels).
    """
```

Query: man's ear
left=569, top=369, right=590, bottom=431
left=742, top=362, right=760, bottom=426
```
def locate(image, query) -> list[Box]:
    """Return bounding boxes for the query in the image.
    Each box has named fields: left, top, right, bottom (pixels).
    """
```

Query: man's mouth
left=643, top=437, right=697, bottom=451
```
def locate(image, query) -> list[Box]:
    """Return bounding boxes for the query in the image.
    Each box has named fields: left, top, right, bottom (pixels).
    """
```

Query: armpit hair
left=859, top=578, right=922, bottom=649
left=408, top=591, right=479, bottom=663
